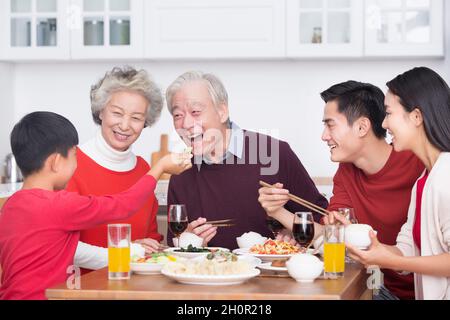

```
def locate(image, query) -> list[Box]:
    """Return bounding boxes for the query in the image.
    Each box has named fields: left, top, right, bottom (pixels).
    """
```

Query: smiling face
left=382, top=91, right=419, bottom=152
left=321, top=100, right=365, bottom=163
left=170, top=81, right=229, bottom=158
left=99, top=90, right=148, bottom=152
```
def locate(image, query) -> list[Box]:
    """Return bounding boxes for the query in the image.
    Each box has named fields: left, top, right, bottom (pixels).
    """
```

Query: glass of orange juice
left=108, top=224, right=131, bottom=280
left=323, top=224, right=345, bottom=279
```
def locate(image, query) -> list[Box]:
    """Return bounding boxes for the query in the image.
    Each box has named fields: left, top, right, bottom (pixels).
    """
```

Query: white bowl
left=286, top=254, right=323, bottom=283
left=174, top=232, right=204, bottom=248
left=344, top=224, right=376, bottom=250
left=236, top=232, right=267, bottom=249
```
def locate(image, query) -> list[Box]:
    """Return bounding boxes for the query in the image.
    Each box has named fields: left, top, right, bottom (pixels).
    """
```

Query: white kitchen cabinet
left=286, top=0, right=364, bottom=57
left=0, top=0, right=70, bottom=60
left=144, top=0, right=286, bottom=59
left=69, top=0, right=144, bottom=59
left=364, top=0, right=444, bottom=57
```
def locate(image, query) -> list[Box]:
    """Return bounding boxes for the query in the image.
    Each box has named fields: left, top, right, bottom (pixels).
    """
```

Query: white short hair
left=90, top=66, right=163, bottom=127
left=166, top=71, right=229, bottom=114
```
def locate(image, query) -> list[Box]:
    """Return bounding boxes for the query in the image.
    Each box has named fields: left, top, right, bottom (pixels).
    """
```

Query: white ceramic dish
left=233, top=248, right=314, bottom=262
left=130, top=262, right=165, bottom=275
left=344, top=224, right=376, bottom=250
left=257, top=262, right=288, bottom=272
left=164, top=247, right=229, bottom=259
left=236, top=232, right=267, bottom=249
left=286, top=254, right=324, bottom=283
left=161, top=268, right=260, bottom=285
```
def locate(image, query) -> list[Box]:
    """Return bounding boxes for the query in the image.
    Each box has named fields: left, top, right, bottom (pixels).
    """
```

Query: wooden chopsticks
left=259, top=181, right=331, bottom=217
left=207, top=219, right=235, bottom=227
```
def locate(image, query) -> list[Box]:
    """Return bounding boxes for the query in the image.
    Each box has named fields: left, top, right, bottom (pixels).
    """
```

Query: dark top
left=167, top=130, right=328, bottom=249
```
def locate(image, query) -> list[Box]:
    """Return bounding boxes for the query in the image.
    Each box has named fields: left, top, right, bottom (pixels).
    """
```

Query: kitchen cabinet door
left=286, top=0, right=364, bottom=57
left=144, top=0, right=286, bottom=59
left=364, top=0, right=444, bottom=57
left=69, top=0, right=144, bottom=59
left=0, top=0, right=70, bottom=60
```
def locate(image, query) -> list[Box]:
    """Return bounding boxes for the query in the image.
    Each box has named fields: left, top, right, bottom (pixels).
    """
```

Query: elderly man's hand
left=186, top=217, right=218, bottom=247
left=258, top=183, right=290, bottom=216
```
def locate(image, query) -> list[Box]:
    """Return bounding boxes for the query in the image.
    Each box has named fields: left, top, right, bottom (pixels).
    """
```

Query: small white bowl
left=174, top=232, right=204, bottom=248
left=236, top=232, right=267, bottom=249
left=344, top=224, right=376, bottom=250
left=286, top=254, right=323, bottom=283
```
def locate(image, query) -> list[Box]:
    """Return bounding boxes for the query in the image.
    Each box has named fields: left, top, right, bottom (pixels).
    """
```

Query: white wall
left=0, top=62, right=15, bottom=163
left=11, top=57, right=448, bottom=177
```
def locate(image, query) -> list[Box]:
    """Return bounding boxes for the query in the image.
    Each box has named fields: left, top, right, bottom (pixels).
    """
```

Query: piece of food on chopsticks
left=249, top=239, right=302, bottom=255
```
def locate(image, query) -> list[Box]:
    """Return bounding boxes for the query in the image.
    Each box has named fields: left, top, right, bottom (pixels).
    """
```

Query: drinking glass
left=108, top=224, right=131, bottom=280
left=266, top=216, right=285, bottom=239
left=292, top=212, right=315, bottom=248
left=338, top=207, right=358, bottom=224
left=323, top=224, right=345, bottom=279
left=168, top=204, right=188, bottom=247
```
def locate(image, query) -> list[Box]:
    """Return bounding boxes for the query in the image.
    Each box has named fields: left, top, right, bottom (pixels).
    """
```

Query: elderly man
left=166, top=71, right=328, bottom=249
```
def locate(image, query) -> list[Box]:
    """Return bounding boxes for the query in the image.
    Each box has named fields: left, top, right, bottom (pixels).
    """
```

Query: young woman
left=343, top=67, right=450, bottom=300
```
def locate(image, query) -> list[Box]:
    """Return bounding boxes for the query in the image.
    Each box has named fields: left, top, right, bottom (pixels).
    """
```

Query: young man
left=258, top=81, right=424, bottom=300
left=0, top=112, right=191, bottom=300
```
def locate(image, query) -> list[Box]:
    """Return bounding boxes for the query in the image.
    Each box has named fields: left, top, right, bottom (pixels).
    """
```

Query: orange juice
left=108, top=247, right=130, bottom=273
left=324, top=243, right=345, bottom=273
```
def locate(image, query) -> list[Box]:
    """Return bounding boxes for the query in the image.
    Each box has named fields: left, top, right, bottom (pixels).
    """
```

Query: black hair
left=386, top=67, right=450, bottom=152
left=320, top=81, right=386, bottom=139
left=10, top=111, right=79, bottom=177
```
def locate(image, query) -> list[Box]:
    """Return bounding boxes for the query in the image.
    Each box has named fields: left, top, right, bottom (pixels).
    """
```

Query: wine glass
left=338, top=208, right=358, bottom=224
left=168, top=204, right=188, bottom=247
left=266, top=216, right=285, bottom=239
left=292, top=212, right=315, bottom=249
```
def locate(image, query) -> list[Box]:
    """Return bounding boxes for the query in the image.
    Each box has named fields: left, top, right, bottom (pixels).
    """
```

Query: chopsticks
left=259, top=181, right=331, bottom=217
left=207, top=219, right=235, bottom=228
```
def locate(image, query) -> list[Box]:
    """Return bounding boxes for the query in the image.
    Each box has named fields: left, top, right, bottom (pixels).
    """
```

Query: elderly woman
left=67, top=66, right=164, bottom=271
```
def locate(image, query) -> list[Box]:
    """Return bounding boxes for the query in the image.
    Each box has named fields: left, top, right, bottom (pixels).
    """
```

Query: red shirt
left=66, top=148, right=162, bottom=248
left=414, top=172, right=429, bottom=251
left=329, top=148, right=425, bottom=300
left=0, top=175, right=156, bottom=300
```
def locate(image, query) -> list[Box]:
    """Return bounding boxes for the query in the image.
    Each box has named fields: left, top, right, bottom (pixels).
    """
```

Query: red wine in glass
left=169, top=221, right=188, bottom=237
left=168, top=204, right=188, bottom=245
left=292, top=212, right=315, bottom=248
left=266, top=217, right=284, bottom=238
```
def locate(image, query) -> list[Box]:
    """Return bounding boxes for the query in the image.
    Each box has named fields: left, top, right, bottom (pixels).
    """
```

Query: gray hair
left=166, top=71, right=229, bottom=114
left=90, top=66, right=163, bottom=127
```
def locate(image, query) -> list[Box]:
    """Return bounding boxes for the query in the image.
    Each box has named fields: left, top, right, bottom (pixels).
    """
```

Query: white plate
left=192, top=254, right=262, bottom=268
left=233, top=248, right=315, bottom=262
left=164, top=247, right=229, bottom=259
left=161, top=268, right=260, bottom=285
left=130, top=262, right=164, bottom=275
left=257, top=262, right=288, bottom=272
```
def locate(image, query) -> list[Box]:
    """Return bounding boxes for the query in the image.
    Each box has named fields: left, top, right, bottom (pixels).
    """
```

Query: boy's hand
left=149, top=152, right=192, bottom=180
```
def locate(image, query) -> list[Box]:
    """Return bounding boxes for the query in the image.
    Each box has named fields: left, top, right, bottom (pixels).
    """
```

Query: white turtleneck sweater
left=73, top=130, right=139, bottom=270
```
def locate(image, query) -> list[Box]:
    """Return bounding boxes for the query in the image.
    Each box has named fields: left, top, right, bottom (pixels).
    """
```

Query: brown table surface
left=46, top=263, right=371, bottom=300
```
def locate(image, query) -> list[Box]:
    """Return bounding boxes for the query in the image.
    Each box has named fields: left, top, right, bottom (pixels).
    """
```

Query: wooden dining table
left=46, top=262, right=372, bottom=300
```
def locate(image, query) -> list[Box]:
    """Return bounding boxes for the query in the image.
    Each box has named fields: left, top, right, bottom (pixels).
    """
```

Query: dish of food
left=161, top=254, right=260, bottom=285
left=164, top=247, right=229, bottom=259
left=130, top=252, right=177, bottom=275
left=249, top=239, right=302, bottom=255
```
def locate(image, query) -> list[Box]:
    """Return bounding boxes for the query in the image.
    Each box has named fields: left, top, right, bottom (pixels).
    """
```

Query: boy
left=0, top=111, right=191, bottom=299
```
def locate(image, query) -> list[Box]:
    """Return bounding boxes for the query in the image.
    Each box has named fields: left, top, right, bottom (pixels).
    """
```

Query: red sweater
left=329, top=149, right=425, bottom=300
left=0, top=175, right=156, bottom=300
left=66, top=148, right=162, bottom=248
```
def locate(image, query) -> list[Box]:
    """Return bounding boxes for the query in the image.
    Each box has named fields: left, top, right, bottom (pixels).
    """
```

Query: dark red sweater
left=328, top=149, right=425, bottom=300
left=168, top=131, right=328, bottom=249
